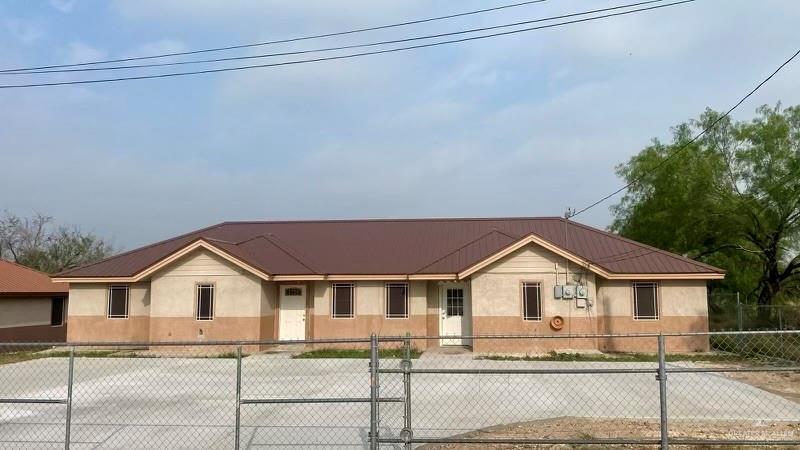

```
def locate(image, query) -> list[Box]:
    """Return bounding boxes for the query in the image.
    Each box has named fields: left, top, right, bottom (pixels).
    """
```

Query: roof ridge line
left=219, top=216, right=564, bottom=225
left=564, top=218, right=723, bottom=273
left=413, top=229, right=517, bottom=274
left=203, top=237, right=238, bottom=245
left=255, top=234, right=320, bottom=275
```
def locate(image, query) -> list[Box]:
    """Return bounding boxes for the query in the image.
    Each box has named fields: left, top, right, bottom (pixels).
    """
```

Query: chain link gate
left=371, top=331, right=800, bottom=448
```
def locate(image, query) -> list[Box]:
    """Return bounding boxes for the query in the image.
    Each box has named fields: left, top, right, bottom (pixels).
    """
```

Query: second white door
left=279, top=285, right=306, bottom=341
left=440, top=283, right=470, bottom=346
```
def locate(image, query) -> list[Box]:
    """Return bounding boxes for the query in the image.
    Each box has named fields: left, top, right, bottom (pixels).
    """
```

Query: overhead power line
left=587, top=169, right=800, bottom=264
left=0, top=0, right=548, bottom=74
left=0, top=0, right=695, bottom=89
left=3, top=0, right=668, bottom=76
left=571, top=47, right=800, bottom=219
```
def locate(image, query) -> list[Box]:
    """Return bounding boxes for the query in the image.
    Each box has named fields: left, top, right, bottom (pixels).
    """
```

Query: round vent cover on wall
left=550, top=315, right=565, bottom=331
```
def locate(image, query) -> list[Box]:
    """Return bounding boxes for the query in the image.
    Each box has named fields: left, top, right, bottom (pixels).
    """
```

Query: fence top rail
left=0, top=329, right=797, bottom=347
left=0, top=337, right=379, bottom=347
left=377, top=329, right=800, bottom=341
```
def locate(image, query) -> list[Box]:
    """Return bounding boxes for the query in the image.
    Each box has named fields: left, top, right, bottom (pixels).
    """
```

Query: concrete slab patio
left=0, top=355, right=797, bottom=448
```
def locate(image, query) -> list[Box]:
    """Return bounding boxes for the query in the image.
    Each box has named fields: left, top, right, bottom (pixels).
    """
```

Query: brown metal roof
left=56, top=217, right=724, bottom=279
left=0, top=260, right=69, bottom=296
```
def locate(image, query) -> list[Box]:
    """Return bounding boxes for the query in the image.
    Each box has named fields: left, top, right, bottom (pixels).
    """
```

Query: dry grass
left=419, top=416, right=800, bottom=449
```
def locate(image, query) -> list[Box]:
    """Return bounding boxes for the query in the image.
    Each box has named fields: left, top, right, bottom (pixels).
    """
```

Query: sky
left=1, top=0, right=799, bottom=251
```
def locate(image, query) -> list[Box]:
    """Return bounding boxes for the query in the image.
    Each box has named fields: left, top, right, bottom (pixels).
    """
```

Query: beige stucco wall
left=595, top=279, right=709, bottom=318
left=260, top=281, right=278, bottom=317
left=150, top=249, right=263, bottom=318
left=470, top=243, right=597, bottom=321
left=0, top=297, right=52, bottom=328
left=67, top=249, right=272, bottom=342
left=311, top=280, right=427, bottom=317
left=68, top=282, right=150, bottom=317
left=67, top=282, right=150, bottom=342
left=309, top=280, right=430, bottom=347
left=467, top=243, right=710, bottom=352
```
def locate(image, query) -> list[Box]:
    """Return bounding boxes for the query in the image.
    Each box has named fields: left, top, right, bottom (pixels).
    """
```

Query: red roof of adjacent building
left=55, top=217, right=724, bottom=279
left=0, top=260, right=69, bottom=296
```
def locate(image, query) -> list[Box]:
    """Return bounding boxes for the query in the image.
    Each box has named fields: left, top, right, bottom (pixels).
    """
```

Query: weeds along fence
left=0, top=331, right=798, bottom=449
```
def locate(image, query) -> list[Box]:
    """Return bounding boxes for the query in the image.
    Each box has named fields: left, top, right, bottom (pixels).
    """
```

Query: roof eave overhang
left=271, top=274, right=458, bottom=281
left=600, top=272, right=725, bottom=280
left=54, top=239, right=273, bottom=283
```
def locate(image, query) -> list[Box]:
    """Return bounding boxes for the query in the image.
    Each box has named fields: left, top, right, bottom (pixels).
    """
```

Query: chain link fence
left=708, top=292, right=800, bottom=331
left=0, top=331, right=798, bottom=449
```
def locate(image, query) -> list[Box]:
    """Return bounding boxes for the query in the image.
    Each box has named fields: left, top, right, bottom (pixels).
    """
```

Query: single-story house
left=54, top=218, right=724, bottom=352
left=0, top=260, right=69, bottom=342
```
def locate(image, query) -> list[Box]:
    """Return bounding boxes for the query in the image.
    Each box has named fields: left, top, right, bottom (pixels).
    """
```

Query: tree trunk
left=756, top=278, right=780, bottom=326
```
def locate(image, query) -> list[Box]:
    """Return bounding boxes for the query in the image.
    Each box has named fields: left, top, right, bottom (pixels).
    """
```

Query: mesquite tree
left=611, top=104, right=800, bottom=321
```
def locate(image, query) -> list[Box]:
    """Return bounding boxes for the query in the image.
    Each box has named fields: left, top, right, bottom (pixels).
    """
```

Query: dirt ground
left=419, top=416, right=800, bottom=449
left=692, top=362, right=800, bottom=403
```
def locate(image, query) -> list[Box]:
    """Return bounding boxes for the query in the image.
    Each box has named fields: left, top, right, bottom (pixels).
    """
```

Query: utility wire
left=0, top=0, right=548, bottom=73
left=3, top=0, right=667, bottom=75
left=590, top=169, right=800, bottom=264
left=572, top=47, right=800, bottom=219
left=0, top=0, right=694, bottom=89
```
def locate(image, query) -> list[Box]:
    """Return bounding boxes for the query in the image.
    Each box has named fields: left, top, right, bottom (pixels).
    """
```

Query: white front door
left=440, top=283, right=470, bottom=346
left=279, top=285, right=306, bottom=341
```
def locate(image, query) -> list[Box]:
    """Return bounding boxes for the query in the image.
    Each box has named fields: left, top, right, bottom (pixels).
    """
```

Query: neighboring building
left=54, top=218, right=724, bottom=352
left=0, top=260, right=68, bottom=342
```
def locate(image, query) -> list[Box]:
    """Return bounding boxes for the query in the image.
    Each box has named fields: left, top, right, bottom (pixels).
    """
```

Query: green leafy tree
left=0, top=211, right=115, bottom=274
left=611, top=104, right=800, bottom=322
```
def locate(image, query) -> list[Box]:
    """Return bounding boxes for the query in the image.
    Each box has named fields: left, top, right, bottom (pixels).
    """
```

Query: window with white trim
left=332, top=283, right=355, bottom=318
left=385, top=283, right=408, bottom=319
left=107, top=285, right=129, bottom=319
left=196, top=284, right=215, bottom=321
left=522, top=282, right=542, bottom=321
left=633, top=282, right=659, bottom=320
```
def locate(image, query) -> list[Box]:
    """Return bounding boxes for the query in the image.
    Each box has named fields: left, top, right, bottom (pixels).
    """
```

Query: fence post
left=736, top=293, right=743, bottom=332
left=234, top=345, right=242, bottom=450
left=64, top=346, right=74, bottom=450
left=369, top=334, right=379, bottom=450
left=401, top=334, right=413, bottom=449
left=656, top=335, right=668, bottom=450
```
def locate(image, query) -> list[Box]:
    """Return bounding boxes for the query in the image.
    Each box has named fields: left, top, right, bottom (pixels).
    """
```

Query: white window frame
left=522, top=281, right=542, bottom=321
left=331, top=283, right=355, bottom=319
left=196, top=284, right=215, bottom=321
left=633, top=281, right=659, bottom=320
left=385, top=282, right=409, bottom=319
left=107, top=285, right=129, bottom=319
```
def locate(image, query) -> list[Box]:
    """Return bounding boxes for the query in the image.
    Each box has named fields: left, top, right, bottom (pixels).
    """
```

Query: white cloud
left=3, top=18, right=45, bottom=45
left=64, top=42, right=107, bottom=64
left=121, top=39, right=188, bottom=59
left=49, top=0, right=75, bottom=14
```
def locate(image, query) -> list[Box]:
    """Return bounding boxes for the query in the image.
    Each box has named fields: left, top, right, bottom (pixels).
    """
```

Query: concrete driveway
left=0, top=354, right=797, bottom=449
